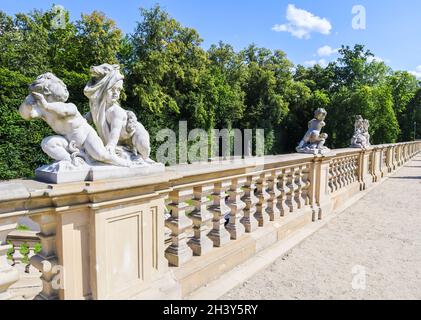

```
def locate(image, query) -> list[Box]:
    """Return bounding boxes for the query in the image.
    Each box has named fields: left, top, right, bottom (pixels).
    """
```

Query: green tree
left=387, top=71, right=419, bottom=140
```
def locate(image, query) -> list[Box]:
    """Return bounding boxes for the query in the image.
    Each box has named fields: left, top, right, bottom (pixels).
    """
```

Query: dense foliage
left=1, top=6, right=420, bottom=179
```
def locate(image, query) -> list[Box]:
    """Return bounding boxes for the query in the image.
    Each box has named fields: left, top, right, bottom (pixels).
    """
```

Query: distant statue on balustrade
left=296, top=108, right=331, bottom=155
left=350, top=115, right=371, bottom=149
left=84, top=63, right=154, bottom=165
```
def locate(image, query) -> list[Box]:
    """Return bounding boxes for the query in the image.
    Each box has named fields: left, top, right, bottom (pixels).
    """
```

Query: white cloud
left=367, top=56, right=383, bottom=63
left=317, top=45, right=338, bottom=57
left=367, top=56, right=390, bottom=64
left=304, top=59, right=328, bottom=68
left=409, top=65, right=421, bottom=80
left=272, top=4, right=332, bottom=39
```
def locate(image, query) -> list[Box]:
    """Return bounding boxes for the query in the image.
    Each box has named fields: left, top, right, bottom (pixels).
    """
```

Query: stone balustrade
left=0, top=141, right=420, bottom=300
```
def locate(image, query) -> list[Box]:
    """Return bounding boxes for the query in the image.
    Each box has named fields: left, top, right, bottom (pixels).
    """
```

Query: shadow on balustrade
left=389, top=176, right=421, bottom=180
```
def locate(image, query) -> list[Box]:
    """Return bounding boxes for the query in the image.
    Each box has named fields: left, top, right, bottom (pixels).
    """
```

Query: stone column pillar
left=396, top=144, right=403, bottom=166
left=372, top=147, right=382, bottom=182
left=0, top=218, right=19, bottom=300
left=360, top=149, right=373, bottom=190
left=314, top=155, right=332, bottom=220
left=386, top=146, right=395, bottom=173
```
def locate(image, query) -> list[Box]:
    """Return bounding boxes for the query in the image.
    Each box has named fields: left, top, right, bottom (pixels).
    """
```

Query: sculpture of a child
left=296, top=108, right=330, bottom=154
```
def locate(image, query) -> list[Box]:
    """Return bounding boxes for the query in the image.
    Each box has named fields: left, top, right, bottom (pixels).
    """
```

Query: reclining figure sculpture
left=19, top=73, right=130, bottom=169
left=19, top=67, right=163, bottom=183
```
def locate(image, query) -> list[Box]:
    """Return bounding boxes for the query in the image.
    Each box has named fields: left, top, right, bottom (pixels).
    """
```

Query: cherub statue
left=350, top=115, right=371, bottom=148
left=296, top=108, right=330, bottom=155
left=19, top=73, right=130, bottom=168
left=84, top=64, right=154, bottom=164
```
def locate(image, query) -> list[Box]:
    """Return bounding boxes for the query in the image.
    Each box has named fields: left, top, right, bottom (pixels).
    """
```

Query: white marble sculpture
left=19, top=70, right=163, bottom=183
left=296, top=108, right=330, bottom=155
left=350, top=115, right=371, bottom=149
left=84, top=64, right=154, bottom=165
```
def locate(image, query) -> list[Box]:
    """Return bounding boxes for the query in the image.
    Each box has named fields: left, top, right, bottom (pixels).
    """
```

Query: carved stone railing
left=0, top=141, right=420, bottom=300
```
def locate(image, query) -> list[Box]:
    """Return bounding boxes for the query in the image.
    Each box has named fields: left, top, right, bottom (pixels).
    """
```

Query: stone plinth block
left=35, top=161, right=165, bottom=183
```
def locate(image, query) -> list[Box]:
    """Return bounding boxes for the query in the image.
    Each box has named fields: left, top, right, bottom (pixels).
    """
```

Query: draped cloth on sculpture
left=83, top=65, right=124, bottom=144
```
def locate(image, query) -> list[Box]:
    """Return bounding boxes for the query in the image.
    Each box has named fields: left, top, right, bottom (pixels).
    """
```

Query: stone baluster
left=328, top=163, right=334, bottom=193
left=165, top=188, right=193, bottom=266
left=267, top=171, right=281, bottom=221
left=286, top=168, right=298, bottom=212
left=255, top=172, right=271, bottom=226
left=346, top=158, right=352, bottom=184
left=346, top=157, right=352, bottom=185
left=332, top=160, right=340, bottom=191
left=241, top=175, right=259, bottom=233
left=342, top=158, right=348, bottom=186
left=399, top=145, right=402, bottom=162
left=226, top=177, right=246, bottom=240
left=340, top=158, right=347, bottom=188
left=30, top=213, right=59, bottom=300
left=301, top=167, right=311, bottom=206
left=188, top=184, right=214, bottom=256
left=386, top=146, right=393, bottom=173
left=277, top=169, right=291, bottom=217
left=339, top=158, right=347, bottom=187
left=394, top=147, right=399, bottom=169
left=0, top=219, right=19, bottom=300
left=352, top=157, right=358, bottom=183
left=208, top=180, right=231, bottom=247
left=294, top=166, right=304, bottom=210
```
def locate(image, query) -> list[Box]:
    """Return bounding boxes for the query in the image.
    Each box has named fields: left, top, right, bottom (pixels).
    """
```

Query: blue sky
left=2, top=0, right=421, bottom=77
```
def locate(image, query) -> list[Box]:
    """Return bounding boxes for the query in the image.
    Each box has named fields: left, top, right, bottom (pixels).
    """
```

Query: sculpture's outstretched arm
left=32, top=92, right=77, bottom=118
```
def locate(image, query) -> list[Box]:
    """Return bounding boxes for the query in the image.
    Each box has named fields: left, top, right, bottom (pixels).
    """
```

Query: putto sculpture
left=296, top=108, right=330, bottom=155
left=350, top=115, right=371, bottom=149
left=19, top=67, right=163, bottom=183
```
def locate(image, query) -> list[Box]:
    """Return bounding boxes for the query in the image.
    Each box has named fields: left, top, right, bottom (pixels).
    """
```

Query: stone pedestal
left=36, top=161, right=165, bottom=184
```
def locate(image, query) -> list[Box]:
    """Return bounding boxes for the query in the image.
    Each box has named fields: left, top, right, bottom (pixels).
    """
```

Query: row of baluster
left=328, top=155, right=359, bottom=193
left=165, top=164, right=312, bottom=266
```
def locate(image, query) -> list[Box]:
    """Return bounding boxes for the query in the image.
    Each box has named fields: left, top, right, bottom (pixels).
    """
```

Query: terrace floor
left=221, top=154, right=421, bottom=300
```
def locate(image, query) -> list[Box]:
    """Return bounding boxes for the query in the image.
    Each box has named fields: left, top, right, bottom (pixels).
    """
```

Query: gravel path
left=222, top=155, right=421, bottom=300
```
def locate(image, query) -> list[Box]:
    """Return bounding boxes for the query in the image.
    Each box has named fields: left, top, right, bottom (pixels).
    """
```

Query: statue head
left=314, top=108, right=327, bottom=121
left=86, top=63, right=124, bottom=106
left=89, top=63, right=121, bottom=81
left=29, top=73, right=69, bottom=103
left=105, top=79, right=123, bottom=105
left=20, top=73, right=69, bottom=120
